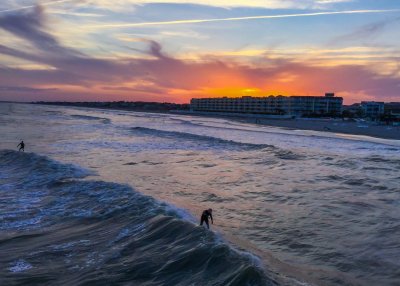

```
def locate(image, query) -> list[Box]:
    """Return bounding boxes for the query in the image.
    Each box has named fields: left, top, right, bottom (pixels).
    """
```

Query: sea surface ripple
left=1, top=103, right=399, bottom=286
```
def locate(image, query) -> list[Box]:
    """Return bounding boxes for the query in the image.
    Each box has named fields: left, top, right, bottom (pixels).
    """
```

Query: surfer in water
left=17, top=140, right=25, bottom=152
left=200, top=208, right=213, bottom=229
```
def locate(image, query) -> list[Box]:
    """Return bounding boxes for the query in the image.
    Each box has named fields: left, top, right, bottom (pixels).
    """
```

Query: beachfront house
left=360, top=101, right=385, bottom=120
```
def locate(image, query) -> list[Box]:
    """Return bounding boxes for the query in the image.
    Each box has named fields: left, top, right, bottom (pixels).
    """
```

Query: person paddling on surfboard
left=200, top=208, right=213, bottom=229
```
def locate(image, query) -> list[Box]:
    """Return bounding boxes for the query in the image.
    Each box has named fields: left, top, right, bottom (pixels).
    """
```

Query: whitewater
left=0, top=103, right=399, bottom=286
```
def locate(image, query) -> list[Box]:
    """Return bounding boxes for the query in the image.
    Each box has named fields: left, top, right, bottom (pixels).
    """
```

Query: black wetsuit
left=200, top=210, right=213, bottom=229
left=17, top=141, right=25, bottom=152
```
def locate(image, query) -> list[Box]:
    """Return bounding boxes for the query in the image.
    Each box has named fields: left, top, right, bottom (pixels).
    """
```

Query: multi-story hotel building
left=190, top=93, right=343, bottom=117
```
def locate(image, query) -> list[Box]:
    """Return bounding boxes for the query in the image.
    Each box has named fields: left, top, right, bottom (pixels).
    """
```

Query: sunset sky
left=0, top=0, right=399, bottom=104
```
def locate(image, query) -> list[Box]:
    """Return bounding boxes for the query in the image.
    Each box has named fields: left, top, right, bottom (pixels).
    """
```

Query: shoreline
left=20, top=102, right=400, bottom=141
left=239, top=117, right=400, bottom=141
left=172, top=111, right=400, bottom=141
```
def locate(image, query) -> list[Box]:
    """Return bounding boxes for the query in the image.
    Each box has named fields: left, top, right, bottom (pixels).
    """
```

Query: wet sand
left=28, top=103, right=400, bottom=140
left=241, top=118, right=400, bottom=140
left=177, top=111, right=400, bottom=140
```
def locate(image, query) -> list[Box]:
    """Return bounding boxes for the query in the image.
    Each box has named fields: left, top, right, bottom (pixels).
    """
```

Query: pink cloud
left=0, top=6, right=399, bottom=104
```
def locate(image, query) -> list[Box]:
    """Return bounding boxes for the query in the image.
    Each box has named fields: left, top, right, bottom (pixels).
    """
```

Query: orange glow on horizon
left=198, top=87, right=295, bottom=98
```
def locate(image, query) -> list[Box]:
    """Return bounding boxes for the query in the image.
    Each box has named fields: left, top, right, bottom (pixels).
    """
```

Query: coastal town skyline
left=1, top=0, right=400, bottom=104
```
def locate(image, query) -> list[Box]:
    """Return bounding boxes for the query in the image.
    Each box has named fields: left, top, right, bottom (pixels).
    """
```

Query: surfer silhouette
left=200, top=208, right=213, bottom=229
left=17, top=140, right=25, bottom=152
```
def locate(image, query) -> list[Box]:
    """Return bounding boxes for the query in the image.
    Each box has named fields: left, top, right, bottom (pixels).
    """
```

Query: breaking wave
left=131, top=126, right=273, bottom=151
left=70, top=114, right=111, bottom=124
left=0, top=150, right=277, bottom=285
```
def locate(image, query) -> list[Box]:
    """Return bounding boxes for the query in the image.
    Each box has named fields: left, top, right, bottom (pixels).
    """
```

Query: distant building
left=385, top=102, right=400, bottom=117
left=360, top=101, right=385, bottom=119
left=383, top=102, right=400, bottom=125
left=342, top=103, right=361, bottom=117
left=190, top=93, right=343, bottom=117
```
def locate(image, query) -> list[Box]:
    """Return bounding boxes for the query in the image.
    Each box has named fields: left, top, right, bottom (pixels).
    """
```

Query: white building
left=191, top=93, right=343, bottom=117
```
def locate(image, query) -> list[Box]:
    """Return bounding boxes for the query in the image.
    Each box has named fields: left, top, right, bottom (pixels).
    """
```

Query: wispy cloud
left=0, top=5, right=399, bottom=104
left=0, top=85, right=58, bottom=92
left=0, top=0, right=76, bottom=14
left=47, top=9, right=104, bottom=17
left=87, top=9, right=400, bottom=29
left=0, top=5, right=82, bottom=57
left=330, top=16, right=400, bottom=44
left=27, top=0, right=356, bottom=11
left=0, top=0, right=339, bottom=14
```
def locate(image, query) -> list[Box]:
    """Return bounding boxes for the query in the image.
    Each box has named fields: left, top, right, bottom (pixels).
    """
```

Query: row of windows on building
left=190, top=94, right=343, bottom=116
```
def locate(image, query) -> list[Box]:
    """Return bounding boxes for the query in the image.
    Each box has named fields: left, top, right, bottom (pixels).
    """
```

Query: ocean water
left=0, top=103, right=399, bottom=286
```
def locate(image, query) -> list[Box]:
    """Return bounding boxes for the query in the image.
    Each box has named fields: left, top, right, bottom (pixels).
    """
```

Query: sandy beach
left=30, top=104, right=400, bottom=140
left=177, top=111, right=400, bottom=140
left=244, top=118, right=400, bottom=140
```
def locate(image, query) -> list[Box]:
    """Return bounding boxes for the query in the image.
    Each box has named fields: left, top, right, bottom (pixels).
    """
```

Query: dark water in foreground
left=1, top=103, right=400, bottom=285
left=0, top=150, right=273, bottom=286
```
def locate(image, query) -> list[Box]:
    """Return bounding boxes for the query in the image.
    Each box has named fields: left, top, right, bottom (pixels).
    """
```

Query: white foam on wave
left=8, top=260, right=33, bottom=273
left=113, top=223, right=147, bottom=243
left=157, top=199, right=277, bottom=280
left=51, top=240, right=91, bottom=250
left=160, top=202, right=197, bottom=223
